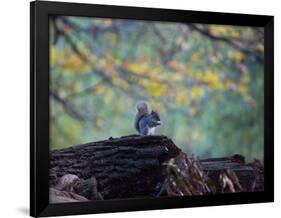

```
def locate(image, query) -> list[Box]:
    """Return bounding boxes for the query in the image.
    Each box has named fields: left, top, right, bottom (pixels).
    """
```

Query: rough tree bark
left=49, top=135, right=263, bottom=202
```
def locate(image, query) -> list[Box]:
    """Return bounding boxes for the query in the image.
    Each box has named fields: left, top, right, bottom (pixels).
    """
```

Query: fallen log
left=49, top=135, right=264, bottom=201
left=200, top=155, right=264, bottom=192
left=50, top=135, right=181, bottom=199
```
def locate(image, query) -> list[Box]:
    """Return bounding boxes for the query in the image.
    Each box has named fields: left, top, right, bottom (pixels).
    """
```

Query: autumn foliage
left=50, top=16, right=264, bottom=161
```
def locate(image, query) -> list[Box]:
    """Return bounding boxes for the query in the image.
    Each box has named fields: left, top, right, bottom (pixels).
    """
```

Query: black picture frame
left=30, top=1, right=274, bottom=217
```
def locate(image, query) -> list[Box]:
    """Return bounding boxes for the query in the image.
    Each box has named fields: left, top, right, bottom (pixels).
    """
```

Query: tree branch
left=189, top=24, right=263, bottom=64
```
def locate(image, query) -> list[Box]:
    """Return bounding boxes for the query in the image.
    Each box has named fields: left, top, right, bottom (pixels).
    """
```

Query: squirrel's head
left=150, top=110, right=161, bottom=126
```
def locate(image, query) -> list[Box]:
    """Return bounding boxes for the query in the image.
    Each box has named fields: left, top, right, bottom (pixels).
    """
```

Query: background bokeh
left=49, top=16, right=264, bottom=161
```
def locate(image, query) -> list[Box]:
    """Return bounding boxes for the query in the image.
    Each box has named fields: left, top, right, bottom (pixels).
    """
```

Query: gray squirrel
left=134, top=102, right=161, bottom=136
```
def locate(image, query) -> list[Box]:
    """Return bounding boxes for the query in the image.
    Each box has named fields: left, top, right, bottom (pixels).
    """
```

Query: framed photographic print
left=30, top=0, right=274, bottom=217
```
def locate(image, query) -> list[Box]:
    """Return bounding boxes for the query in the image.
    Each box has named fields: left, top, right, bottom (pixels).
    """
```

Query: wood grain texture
left=49, top=135, right=263, bottom=200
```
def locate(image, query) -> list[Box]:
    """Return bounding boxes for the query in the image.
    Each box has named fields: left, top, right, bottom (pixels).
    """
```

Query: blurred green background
left=49, top=16, right=264, bottom=161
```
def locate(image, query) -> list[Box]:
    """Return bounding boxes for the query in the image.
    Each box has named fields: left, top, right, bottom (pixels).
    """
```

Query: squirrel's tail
left=134, top=101, right=150, bottom=133
left=135, top=101, right=150, bottom=113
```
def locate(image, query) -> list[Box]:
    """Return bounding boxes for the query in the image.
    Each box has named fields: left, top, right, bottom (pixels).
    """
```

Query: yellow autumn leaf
left=213, top=82, right=224, bottom=90
left=202, top=71, right=219, bottom=84
left=112, top=77, right=129, bottom=89
left=241, top=74, right=250, bottom=85
left=176, top=92, right=190, bottom=106
left=234, top=51, right=244, bottom=62
left=202, top=71, right=224, bottom=90
left=125, top=62, right=149, bottom=74
left=148, top=82, right=166, bottom=97
left=50, top=46, right=59, bottom=65
left=61, top=54, right=84, bottom=72
left=184, top=66, right=193, bottom=77
left=191, top=52, right=201, bottom=62
left=191, top=87, right=205, bottom=99
left=210, top=25, right=227, bottom=36
left=228, top=50, right=245, bottom=62
left=237, top=84, right=248, bottom=95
